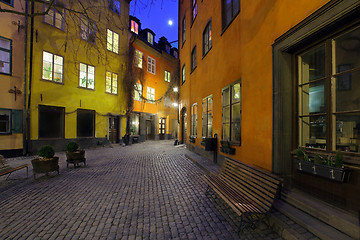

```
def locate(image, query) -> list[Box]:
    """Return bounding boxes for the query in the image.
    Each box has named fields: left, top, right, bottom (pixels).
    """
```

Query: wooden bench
left=0, top=155, right=28, bottom=180
left=202, top=157, right=282, bottom=232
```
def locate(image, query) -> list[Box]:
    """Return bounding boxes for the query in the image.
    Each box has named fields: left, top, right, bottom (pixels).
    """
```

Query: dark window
left=80, top=16, right=96, bottom=43
left=222, top=0, right=240, bottom=30
left=0, top=36, right=12, bottom=75
left=203, top=21, right=212, bottom=56
left=77, top=109, right=95, bottom=137
left=182, top=16, right=186, bottom=45
left=0, top=109, right=11, bottom=134
left=39, top=105, right=64, bottom=138
left=43, top=4, right=65, bottom=30
left=191, top=103, right=197, bottom=137
left=191, top=45, right=197, bottom=72
left=109, top=0, right=121, bottom=15
left=222, top=81, right=241, bottom=143
left=0, top=0, right=13, bottom=6
left=192, top=0, right=197, bottom=22
left=202, top=96, right=213, bottom=138
left=182, top=64, right=185, bottom=84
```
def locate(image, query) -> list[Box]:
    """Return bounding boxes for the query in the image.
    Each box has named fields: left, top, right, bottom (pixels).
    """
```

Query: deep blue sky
left=129, top=0, right=178, bottom=48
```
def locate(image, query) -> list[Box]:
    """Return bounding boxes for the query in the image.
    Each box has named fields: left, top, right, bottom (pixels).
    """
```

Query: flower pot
left=31, top=157, right=59, bottom=179
left=66, top=150, right=86, bottom=168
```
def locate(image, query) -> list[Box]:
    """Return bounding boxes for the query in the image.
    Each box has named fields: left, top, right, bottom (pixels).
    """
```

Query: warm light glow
left=173, top=87, right=178, bottom=92
left=172, top=102, right=178, bottom=107
left=168, top=20, right=173, bottom=26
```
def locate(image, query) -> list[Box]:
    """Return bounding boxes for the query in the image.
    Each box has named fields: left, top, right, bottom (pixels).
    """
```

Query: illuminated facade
left=179, top=0, right=360, bottom=213
left=128, top=16, right=179, bottom=142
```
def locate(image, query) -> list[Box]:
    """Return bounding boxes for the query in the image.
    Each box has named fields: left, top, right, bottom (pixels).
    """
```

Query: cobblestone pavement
left=0, top=141, right=282, bottom=240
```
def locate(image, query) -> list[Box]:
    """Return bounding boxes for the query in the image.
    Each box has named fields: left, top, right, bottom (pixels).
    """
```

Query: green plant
left=38, top=145, right=55, bottom=158
left=66, top=142, right=79, bottom=152
left=324, top=154, right=333, bottom=166
left=295, top=148, right=309, bottom=162
left=334, top=150, right=343, bottom=168
left=314, top=154, right=324, bottom=164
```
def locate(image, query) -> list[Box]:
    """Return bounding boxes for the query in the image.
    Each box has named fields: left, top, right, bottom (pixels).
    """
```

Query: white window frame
left=42, top=51, right=63, bottom=83
left=107, top=29, right=119, bottom=54
left=43, top=5, right=65, bottom=30
left=134, top=83, right=142, bottom=101
left=134, top=49, right=143, bottom=69
left=165, top=71, right=171, bottom=82
left=0, top=36, right=11, bottom=75
left=147, top=32, right=154, bottom=45
left=191, top=103, right=198, bottom=137
left=79, top=63, right=95, bottom=89
left=147, top=87, right=155, bottom=104
left=105, top=71, right=118, bottom=94
left=147, top=56, right=156, bottom=74
left=202, top=95, right=213, bottom=138
left=80, top=16, right=96, bottom=43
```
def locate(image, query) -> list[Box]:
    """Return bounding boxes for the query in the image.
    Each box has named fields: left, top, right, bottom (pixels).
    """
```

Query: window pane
left=299, top=80, right=325, bottom=115
left=130, top=114, right=139, bottom=135
left=224, top=0, right=232, bottom=26
left=79, top=71, right=87, bottom=87
left=299, top=115, right=326, bottom=149
left=106, top=72, right=112, bottom=93
left=112, top=74, right=118, bottom=94
left=0, top=38, right=11, bottom=49
left=335, top=114, right=360, bottom=152
left=232, top=83, right=241, bottom=102
left=107, top=29, right=113, bottom=51
left=208, top=125, right=212, bottom=138
left=223, top=106, right=230, bottom=123
left=44, top=8, right=54, bottom=25
left=334, top=27, right=360, bottom=72
left=113, top=33, right=119, bottom=53
left=231, top=103, right=241, bottom=122
left=223, top=123, right=230, bottom=141
left=43, top=61, right=53, bottom=80
left=0, top=110, right=10, bottom=133
left=231, top=122, right=241, bottom=142
left=335, top=69, right=360, bottom=112
left=233, top=0, right=240, bottom=16
left=223, top=88, right=230, bottom=106
left=299, top=45, right=326, bottom=83
left=0, top=51, right=10, bottom=74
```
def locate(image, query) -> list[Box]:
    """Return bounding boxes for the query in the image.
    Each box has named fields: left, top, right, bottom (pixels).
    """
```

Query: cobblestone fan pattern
left=0, top=141, right=281, bottom=239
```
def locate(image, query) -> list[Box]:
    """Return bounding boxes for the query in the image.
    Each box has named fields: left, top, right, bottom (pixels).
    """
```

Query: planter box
left=220, top=147, right=235, bottom=155
left=294, top=159, right=351, bottom=182
left=66, top=150, right=86, bottom=168
left=31, top=157, right=59, bottom=179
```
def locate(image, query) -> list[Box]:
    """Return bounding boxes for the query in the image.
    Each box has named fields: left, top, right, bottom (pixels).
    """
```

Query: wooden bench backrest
left=219, top=157, right=282, bottom=213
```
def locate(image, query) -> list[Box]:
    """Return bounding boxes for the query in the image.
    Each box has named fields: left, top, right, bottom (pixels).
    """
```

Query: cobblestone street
left=0, top=141, right=281, bottom=240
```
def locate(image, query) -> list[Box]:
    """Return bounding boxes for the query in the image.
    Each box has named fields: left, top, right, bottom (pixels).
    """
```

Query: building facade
left=26, top=0, right=130, bottom=153
left=127, top=17, right=179, bottom=143
left=179, top=0, right=360, bottom=213
left=0, top=0, right=26, bottom=157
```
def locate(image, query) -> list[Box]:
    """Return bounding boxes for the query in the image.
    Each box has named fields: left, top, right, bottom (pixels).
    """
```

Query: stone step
left=273, top=199, right=354, bottom=240
left=281, top=189, right=359, bottom=239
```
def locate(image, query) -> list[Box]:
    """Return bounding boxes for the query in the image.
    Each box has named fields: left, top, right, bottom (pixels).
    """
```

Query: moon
left=168, top=20, right=173, bottom=26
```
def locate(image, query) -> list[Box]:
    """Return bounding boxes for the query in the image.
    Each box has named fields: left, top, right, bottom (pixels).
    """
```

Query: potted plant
left=31, top=145, right=59, bottom=179
left=294, top=148, right=351, bottom=182
left=220, top=140, right=235, bottom=155
left=65, top=142, right=86, bottom=168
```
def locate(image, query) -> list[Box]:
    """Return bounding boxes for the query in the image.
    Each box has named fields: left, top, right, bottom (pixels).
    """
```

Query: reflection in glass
left=335, top=114, right=360, bottom=152
left=299, top=116, right=326, bottom=149
left=299, top=44, right=325, bottom=83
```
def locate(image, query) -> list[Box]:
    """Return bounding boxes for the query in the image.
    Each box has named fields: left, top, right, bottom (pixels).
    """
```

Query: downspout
left=23, top=1, right=28, bottom=155
left=26, top=1, right=35, bottom=154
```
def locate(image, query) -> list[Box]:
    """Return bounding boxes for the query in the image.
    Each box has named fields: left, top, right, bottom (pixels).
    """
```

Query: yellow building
left=0, top=0, right=25, bottom=157
left=126, top=16, right=179, bottom=143
left=26, top=0, right=130, bottom=153
left=179, top=0, right=360, bottom=215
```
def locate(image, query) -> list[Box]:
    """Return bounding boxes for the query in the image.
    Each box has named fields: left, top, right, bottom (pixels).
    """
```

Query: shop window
left=0, top=36, right=11, bottom=75
left=44, top=4, right=65, bottom=30
left=147, top=56, right=156, bottom=74
left=77, top=109, right=95, bottom=137
left=147, top=87, right=155, bottom=103
left=105, top=71, right=118, bottom=94
left=222, top=80, right=241, bottom=143
left=134, top=83, right=142, bottom=101
left=191, top=45, right=197, bottom=72
left=130, top=113, right=139, bottom=135
left=165, top=71, right=171, bottom=82
left=80, top=16, right=96, bottom=43
left=203, top=21, right=212, bottom=56
left=222, top=0, right=240, bottom=30
left=134, top=49, right=143, bottom=68
left=107, top=29, right=119, bottom=54
left=297, top=26, right=360, bottom=152
left=202, top=95, right=213, bottom=138
left=79, top=63, right=95, bottom=89
left=39, top=105, right=64, bottom=139
left=109, top=0, right=120, bottom=15
left=191, top=103, right=197, bottom=137
left=42, top=51, right=63, bottom=83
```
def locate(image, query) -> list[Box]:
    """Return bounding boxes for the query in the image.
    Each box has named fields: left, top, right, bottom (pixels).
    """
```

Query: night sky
left=130, top=0, right=178, bottom=48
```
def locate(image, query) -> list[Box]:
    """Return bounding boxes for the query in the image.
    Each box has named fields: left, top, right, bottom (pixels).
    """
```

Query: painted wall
left=0, top=0, right=25, bottom=153
left=27, top=0, right=129, bottom=150
left=179, top=0, right=328, bottom=171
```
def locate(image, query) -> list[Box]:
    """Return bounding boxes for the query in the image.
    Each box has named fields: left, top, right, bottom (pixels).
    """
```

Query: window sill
left=78, top=86, right=95, bottom=91
left=41, top=79, right=64, bottom=85
left=105, top=92, right=118, bottom=95
left=43, top=21, right=65, bottom=31
left=0, top=72, right=11, bottom=76
left=202, top=47, right=212, bottom=60
left=0, top=132, right=12, bottom=135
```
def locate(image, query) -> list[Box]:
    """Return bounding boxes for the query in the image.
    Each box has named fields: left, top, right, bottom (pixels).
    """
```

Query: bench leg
left=238, top=213, right=266, bottom=234
left=5, top=172, right=12, bottom=181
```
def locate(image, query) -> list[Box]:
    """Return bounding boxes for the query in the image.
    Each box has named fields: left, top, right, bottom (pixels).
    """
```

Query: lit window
left=131, top=20, right=138, bottom=34
left=203, top=21, right=212, bottom=56
left=182, top=64, right=185, bottom=84
left=105, top=71, right=118, bottom=94
left=0, top=36, right=11, bottom=75
left=42, top=51, right=63, bottom=83
left=134, top=50, right=143, bottom=68
left=79, top=63, right=95, bottom=89
left=202, top=96, right=213, bottom=138
left=191, top=103, right=197, bottom=137
left=134, top=83, right=142, bottom=101
left=191, top=45, right=197, bottom=72
left=222, top=81, right=241, bottom=143
left=222, top=0, right=240, bottom=30
left=44, top=5, right=65, bottom=30
left=147, top=56, right=156, bottom=74
left=159, top=118, right=166, bottom=134
left=109, top=0, right=121, bottom=15
left=147, top=32, right=154, bottom=45
left=192, top=0, right=197, bottom=22
left=107, top=29, right=119, bottom=54
left=147, top=87, right=155, bottom=103
left=130, top=113, right=139, bottom=135
left=165, top=71, right=171, bottom=82
left=80, top=16, right=96, bottom=43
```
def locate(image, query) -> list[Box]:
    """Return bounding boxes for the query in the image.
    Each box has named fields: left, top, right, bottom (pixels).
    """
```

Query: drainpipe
left=23, top=1, right=28, bottom=155
left=26, top=1, right=35, bottom=154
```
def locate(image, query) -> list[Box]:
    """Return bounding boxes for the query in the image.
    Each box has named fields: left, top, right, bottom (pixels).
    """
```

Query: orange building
left=0, top=0, right=26, bottom=157
left=179, top=0, right=360, bottom=221
left=127, top=16, right=179, bottom=143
